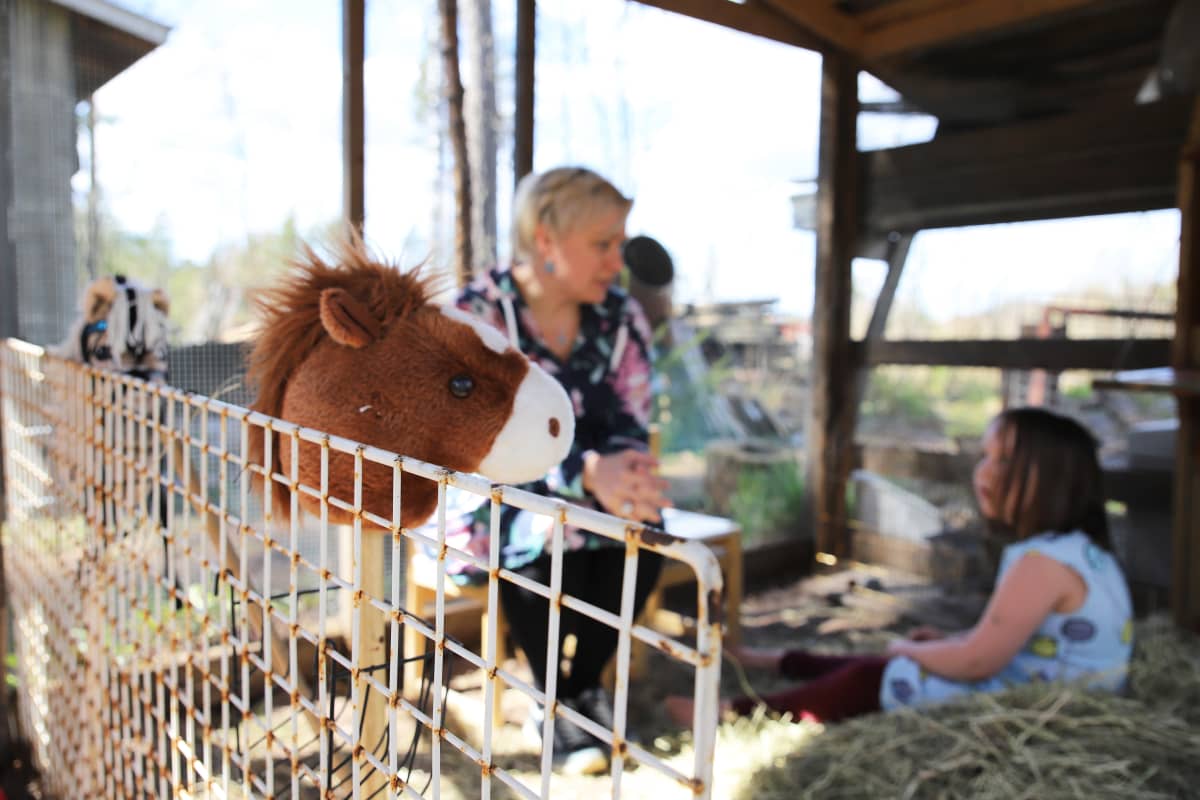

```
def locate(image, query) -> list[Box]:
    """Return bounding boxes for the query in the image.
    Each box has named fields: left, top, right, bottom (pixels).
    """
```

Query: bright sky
left=94, top=0, right=1181, bottom=322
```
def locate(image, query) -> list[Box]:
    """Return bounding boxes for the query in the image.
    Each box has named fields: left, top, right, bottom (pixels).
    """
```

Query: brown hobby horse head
left=246, top=239, right=573, bottom=527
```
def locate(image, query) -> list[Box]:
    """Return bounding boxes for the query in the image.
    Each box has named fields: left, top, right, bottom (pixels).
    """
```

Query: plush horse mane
left=246, top=237, right=441, bottom=421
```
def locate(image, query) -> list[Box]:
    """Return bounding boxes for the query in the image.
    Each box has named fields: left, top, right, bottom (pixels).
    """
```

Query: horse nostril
left=549, top=417, right=561, bottom=438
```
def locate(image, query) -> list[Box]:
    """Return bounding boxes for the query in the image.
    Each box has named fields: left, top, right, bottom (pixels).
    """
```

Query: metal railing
left=0, top=338, right=722, bottom=799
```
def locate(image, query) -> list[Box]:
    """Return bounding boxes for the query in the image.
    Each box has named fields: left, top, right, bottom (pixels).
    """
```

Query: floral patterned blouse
left=434, top=267, right=656, bottom=576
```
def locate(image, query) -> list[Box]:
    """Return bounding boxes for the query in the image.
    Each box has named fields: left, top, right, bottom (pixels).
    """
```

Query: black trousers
left=500, top=546, right=663, bottom=699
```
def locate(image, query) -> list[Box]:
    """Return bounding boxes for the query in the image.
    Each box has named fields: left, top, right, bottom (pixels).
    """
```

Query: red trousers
left=730, top=650, right=888, bottom=723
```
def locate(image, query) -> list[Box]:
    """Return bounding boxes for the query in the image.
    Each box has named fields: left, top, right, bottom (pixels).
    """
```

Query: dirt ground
left=1, top=562, right=987, bottom=800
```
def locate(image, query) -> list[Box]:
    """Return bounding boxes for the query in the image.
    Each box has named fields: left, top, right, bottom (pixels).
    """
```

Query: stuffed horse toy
left=246, top=238, right=574, bottom=527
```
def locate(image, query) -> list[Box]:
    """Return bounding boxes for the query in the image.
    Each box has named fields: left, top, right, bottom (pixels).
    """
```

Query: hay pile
left=727, top=615, right=1200, bottom=800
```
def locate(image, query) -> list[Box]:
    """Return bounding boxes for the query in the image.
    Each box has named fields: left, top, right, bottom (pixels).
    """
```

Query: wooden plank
left=1093, top=368, right=1200, bottom=396
left=857, top=338, right=1172, bottom=371
left=758, top=0, right=863, bottom=53
left=631, top=0, right=832, bottom=52
left=858, top=0, right=965, bottom=30
left=342, top=0, right=364, bottom=230
left=514, top=0, right=534, bottom=186
left=1172, top=100, right=1200, bottom=631
left=863, top=97, right=1192, bottom=233
left=861, top=0, right=1101, bottom=60
left=808, top=53, right=858, bottom=561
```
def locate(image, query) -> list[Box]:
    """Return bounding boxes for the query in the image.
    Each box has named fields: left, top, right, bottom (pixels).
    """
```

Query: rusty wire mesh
left=1, top=339, right=723, bottom=799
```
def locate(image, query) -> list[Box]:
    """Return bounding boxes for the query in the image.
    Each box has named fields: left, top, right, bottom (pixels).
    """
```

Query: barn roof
left=634, top=1, right=1192, bottom=236
left=634, top=1, right=1176, bottom=127
left=47, top=0, right=169, bottom=99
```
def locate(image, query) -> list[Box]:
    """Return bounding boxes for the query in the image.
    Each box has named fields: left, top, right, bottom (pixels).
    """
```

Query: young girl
left=666, top=407, right=1134, bottom=725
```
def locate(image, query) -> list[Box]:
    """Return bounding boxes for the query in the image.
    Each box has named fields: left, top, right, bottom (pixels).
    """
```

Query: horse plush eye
left=449, top=374, right=474, bottom=399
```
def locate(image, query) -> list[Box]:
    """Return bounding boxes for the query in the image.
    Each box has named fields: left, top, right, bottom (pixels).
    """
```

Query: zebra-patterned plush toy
left=55, top=274, right=170, bottom=381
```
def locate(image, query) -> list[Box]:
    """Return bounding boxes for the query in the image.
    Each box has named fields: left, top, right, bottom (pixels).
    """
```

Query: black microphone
left=622, top=235, right=674, bottom=288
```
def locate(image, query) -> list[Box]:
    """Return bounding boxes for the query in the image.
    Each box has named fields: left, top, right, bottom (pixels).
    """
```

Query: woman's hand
left=582, top=449, right=672, bottom=521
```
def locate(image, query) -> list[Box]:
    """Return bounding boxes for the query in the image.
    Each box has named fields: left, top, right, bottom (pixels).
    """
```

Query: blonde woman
left=451, top=167, right=670, bottom=774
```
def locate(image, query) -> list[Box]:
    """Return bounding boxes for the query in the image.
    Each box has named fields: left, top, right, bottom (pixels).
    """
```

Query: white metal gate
left=0, top=338, right=723, bottom=799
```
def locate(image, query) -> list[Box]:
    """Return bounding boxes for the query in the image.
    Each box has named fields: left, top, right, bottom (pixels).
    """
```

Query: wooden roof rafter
left=859, top=0, right=1106, bottom=60
left=630, top=0, right=839, bottom=52
left=634, top=1, right=1126, bottom=61
left=757, top=0, right=863, bottom=54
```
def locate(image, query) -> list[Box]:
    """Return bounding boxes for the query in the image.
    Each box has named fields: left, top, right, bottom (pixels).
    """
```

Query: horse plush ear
left=319, top=287, right=381, bottom=348
left=151, top=288, right=170, bottom=315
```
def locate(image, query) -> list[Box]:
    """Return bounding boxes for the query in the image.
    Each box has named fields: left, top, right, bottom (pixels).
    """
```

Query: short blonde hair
left=511, top=167, right=633, bottom=264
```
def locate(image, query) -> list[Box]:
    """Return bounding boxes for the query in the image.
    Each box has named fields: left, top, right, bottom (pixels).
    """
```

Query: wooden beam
left=854, top=233, right=913, bottom=408
left=1172, top=99, right=1200, bottom=631
left=861, top=0, right=1101, bottom=60
left=863, top=97, right=1193, bottom=234
left=342, top=0, right=365, bottom=230
left=514, top=0, right=534, bottom=186
left=809, top=53, right=858, bottom=561
left=858, top=0, right=964, bottom=30
left=631, top=0, right=832, bottom=52
left=856, top=338, right=1172, bottom=371
left=758, top=0, right=863, bottom=53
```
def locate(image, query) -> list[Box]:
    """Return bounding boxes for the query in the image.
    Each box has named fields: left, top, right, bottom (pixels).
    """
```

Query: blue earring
left=544, top=260, right=555, bottom=274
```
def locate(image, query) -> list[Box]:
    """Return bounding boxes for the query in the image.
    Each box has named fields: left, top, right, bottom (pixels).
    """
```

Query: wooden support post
left=357, top=530, right=389, bottom=797
left=514, top=0, right=535, bottom=186
left=342, top=0, right=365, bottom=231
left=1172, top=100, right=1200, bottom=631
left=853, top=232, right=912, bottom=410
left=808, top=53, right=858, bottom=561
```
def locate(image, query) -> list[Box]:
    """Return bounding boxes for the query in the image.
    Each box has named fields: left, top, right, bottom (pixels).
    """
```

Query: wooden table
left=653, top=507, right=744, bottom=649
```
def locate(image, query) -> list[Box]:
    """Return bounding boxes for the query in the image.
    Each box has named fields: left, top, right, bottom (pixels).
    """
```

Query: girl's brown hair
left=994, top=407, right=1110, bottom=549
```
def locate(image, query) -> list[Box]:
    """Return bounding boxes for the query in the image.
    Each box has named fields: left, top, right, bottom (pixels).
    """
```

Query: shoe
left=524, top=699, right=609, bottom=775
left=573, top=686, right=615, bottom=749
left=574, top=686, right=643, bottom=748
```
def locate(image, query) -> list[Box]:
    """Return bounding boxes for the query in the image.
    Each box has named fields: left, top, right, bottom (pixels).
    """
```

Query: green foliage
left=75, top=206, right=336, bottom=344
left=727, top=460, right=808, bottom=544
left=861, top=369, right=940, bottom=429
left=655, top=327, right=737, bottom=454
left=862, top=366, right=1000, bottom=439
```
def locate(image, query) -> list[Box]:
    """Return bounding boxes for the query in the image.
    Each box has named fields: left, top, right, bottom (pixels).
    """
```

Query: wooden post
left=514, top=0, right=535, bottom=187
left=808, top=52, right=858, bottom=561
left=342, top=0, right=365, bottom=231
left=1172, top=100, right=1200, bottom=631
left=357, top=530, right=389, bottom=797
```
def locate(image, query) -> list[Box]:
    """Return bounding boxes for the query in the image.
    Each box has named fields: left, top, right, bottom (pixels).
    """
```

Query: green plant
left=727, top=461, right=809, bottom=545
left=654, top=328, right=737, bottom=454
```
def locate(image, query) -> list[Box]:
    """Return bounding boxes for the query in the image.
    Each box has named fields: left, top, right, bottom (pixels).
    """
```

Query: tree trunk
left=462, top=0, right=497, bottom=270
left=439, top=0, right=473, bottom=287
